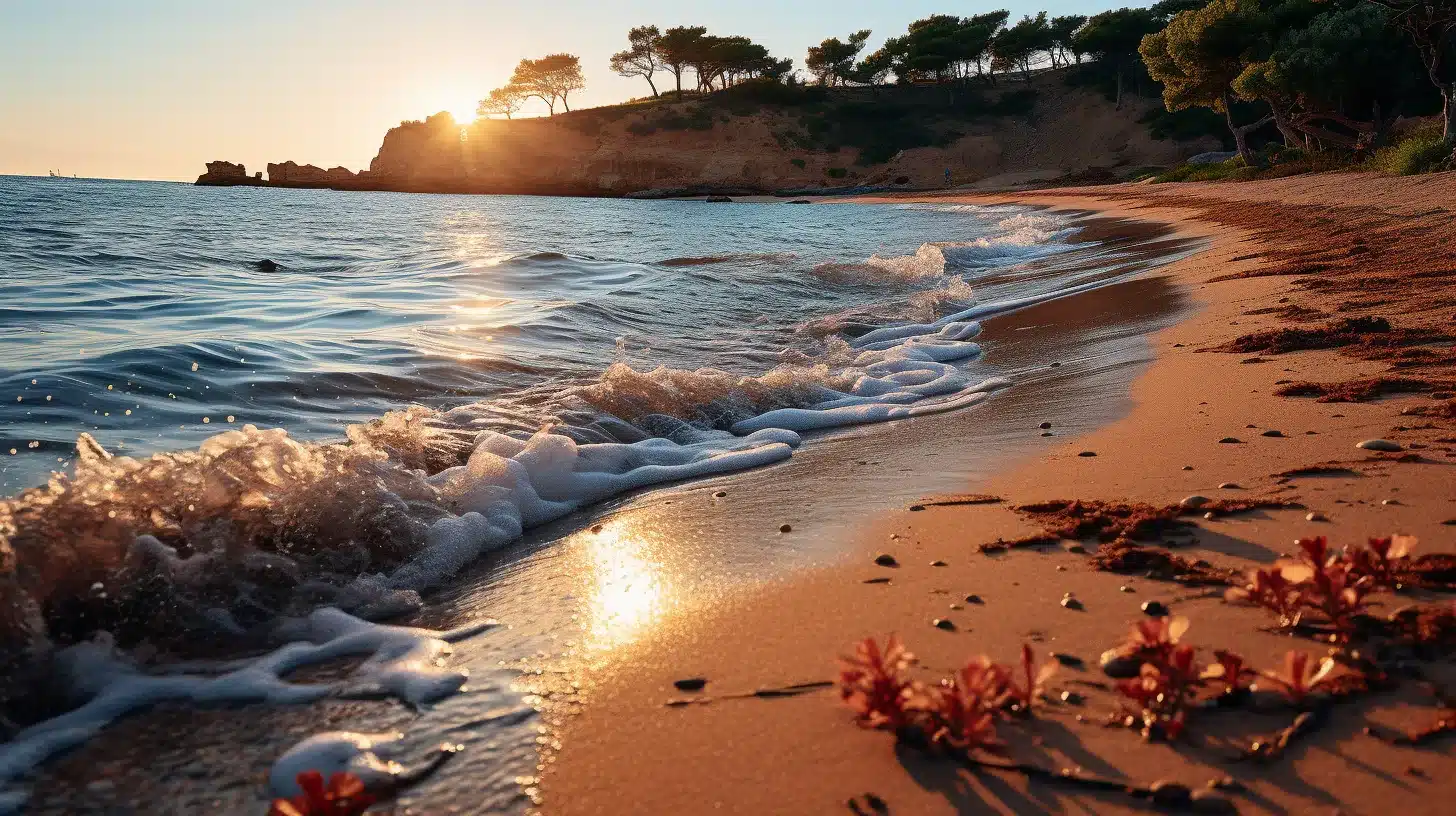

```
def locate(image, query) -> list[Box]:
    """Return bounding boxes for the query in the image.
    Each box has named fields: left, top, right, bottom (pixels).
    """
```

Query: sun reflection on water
left=581, top=521, right=673, bottom=652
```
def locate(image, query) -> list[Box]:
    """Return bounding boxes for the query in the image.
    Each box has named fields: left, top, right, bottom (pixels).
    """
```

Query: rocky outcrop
left=194, top=161, right=264, bottom=186
left=266, top=161, right=359, bottom=187
left=199, top=71, right=1221, bottom=196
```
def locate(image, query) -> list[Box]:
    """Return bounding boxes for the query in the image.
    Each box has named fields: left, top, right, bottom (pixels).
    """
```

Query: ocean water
left=0, top=176, right=1198, bottom=812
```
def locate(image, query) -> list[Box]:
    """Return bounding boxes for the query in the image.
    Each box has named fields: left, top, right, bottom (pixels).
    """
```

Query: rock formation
left=194, top=161, right=264, bottom=186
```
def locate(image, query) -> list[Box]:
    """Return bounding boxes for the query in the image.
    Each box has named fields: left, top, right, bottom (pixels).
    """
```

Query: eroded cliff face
left=200, top=74, right=1220, bottom=196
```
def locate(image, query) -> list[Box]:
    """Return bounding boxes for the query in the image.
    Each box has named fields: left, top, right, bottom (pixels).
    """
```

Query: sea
left=0, top=175, right=1198, bottom=813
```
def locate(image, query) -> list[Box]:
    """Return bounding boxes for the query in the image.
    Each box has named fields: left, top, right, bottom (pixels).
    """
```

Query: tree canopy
left=806, top=30, right=872, bottom=86
left=610, top=26, right=664, bottom=97
left=509, top=54, right=585, bottom=115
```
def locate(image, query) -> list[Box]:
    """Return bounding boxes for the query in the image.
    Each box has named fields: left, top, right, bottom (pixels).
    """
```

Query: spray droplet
left=227, top=415, right=235, bottom=423
left=202, top=417, right=210, bottom=423
left=107, top=384, right=113, bottom=391
left=45, top=395, right=52, bottom=401
left=124, top=409, right=132, bottom=415
left=8, top=449, right=15, bottom=455
left=191, top=362, right=199, bottom=372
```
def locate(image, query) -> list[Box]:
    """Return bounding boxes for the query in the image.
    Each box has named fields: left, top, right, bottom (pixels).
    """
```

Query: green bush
left=1368, top=124, right=1452, bottom=176
left=1152, top=158, right=1251, bottom=183
left=826, top=167, right=849, bottom=179
left=790, top=158, right=806, bottom=169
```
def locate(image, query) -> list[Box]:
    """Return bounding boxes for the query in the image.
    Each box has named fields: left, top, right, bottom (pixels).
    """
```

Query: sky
left=1, top=0, right=1136, bottom=181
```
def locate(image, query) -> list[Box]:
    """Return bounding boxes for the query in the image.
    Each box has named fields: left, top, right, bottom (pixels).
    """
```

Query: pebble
left=1142, top=600, right=1170, bottom=617
left=1218, top=437, right=1242, bottom=444
left=713, top=490, right=727, bottom=498
left=1382, top=499, right=1400, bottom=506
left=1357, top=439, right=1403, bottom=452
left=1039, top=421, right=1052, bottom=429
left=1150, top=780, right=1193, bottom=808
left=1041, top=432, right=1054, bottom=437
left=1189, top=789, right=1238, bottom=814
left=930, top=559, right=948, bottom=567
left=1204, top=511, right=1217, bottom=520
left=674, top=677, right=708, bottom=691
left=1059, top=690, right=1085, bottom=705
left=1262, top=430, right=1285, bottom=437
left=1218, top=482, right=1241, bottom=489
left=1061, top=595, right=1084, bottom=611
left=779, top=524, right=793, bottom=533
left=1056, top=565, right=1067, bottom=571
left=590, top=524, right=604, bottom=534
left=933, top=618, right=956, bottom=631
left=874, top=553, right=899, bottom=567
left=1052, top=652, right=1084, bottom=668
left=1306, top=512, right=1327, bottom=522
left=1100, top=649, right=1141, bottom=678
left=965, top=594, right=984, bottom=604
left=1078, top=451, right=1097, bottom=457
left=1182, top=465, right=1194, bottom=471
left=1180, top=495, right=1210, bottom=509
left=1119, top=585, right=1134, bottom=593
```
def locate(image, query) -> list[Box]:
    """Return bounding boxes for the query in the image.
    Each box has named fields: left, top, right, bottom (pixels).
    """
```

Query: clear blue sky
left=1, top=0, right=1140, bottom=181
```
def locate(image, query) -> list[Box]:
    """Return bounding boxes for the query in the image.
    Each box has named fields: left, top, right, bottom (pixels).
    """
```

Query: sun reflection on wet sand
left=581, top=521, right=674, bottom=652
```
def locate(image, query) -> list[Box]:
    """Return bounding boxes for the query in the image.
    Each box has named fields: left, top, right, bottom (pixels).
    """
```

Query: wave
left=816, top=214, right=1082, bottom=284
left=656, top=252, right=797, bottom=267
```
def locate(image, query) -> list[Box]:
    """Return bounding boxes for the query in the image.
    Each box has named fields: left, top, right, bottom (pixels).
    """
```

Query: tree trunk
left=646, top=75, right=659, bottom=97
left=1115, top=68, right=1123, bottom=110
left=674, top=68, right=683, bottom=96
left=1222, top=94, right=1273, bottom=166
left=562, top=95, right=571, bottom=112
left=1271, top=106, right=1303, bottom=148
left=1445, top=82, right=1456, bottom=144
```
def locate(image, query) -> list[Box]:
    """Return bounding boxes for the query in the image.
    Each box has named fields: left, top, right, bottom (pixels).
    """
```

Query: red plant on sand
left=840, top=635, right=918, bottom=730
left=926, top=659, right=1009, bottom=751
left=1006, top=644, right=1059, bottom=714
left=1255, top=651, right=1344, bottom=705
left=268, top=771, right=376, bottom=816
left=1201, top=649, right=1252, bottom=693
left=1229, top=535, right=1412, bottom=639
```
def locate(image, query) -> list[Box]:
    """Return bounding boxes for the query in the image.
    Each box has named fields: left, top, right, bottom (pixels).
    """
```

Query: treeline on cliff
left=471, top=0, right=1452, bottom=174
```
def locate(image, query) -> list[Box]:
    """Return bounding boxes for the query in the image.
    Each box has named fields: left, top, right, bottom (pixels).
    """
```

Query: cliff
left=194, top=161, right=264, bottom=186
left=198, top=70, right=1221, bottom=196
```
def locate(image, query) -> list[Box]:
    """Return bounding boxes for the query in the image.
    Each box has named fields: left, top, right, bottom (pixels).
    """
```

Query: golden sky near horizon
left=1, top=0, right=1126, bottom=181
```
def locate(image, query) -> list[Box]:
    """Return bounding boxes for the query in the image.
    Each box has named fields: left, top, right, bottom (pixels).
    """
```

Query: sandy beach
left=544, top=173, right=1456, bottom=815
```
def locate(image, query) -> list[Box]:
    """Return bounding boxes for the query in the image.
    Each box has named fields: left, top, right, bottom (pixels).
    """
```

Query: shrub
left=826, top=167, right=848, bottom=179
left=790, top=158, right=806, bottom=169
left=1368, top=123, right=1452, bottom=176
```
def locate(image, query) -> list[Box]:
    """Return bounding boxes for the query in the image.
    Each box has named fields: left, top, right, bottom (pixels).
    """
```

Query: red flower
left=267, top=771, right=376, bottom=816
left=1200, top=649, right=1249, bottom=691
left=1256, top=650, right=1342, bottom=705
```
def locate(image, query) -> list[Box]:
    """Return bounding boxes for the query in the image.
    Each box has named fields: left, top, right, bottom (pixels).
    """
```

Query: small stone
left=965, top=594, right=984, bottom=604
left=1055, top=565, right=1067, bottom=571
left=862, top=577, right=891, bottom=584
left=909, top=504, right=925, bottom=511
left=1189, top=789, right=1238, bottom=814
left=874, top=553, right=899, bottom=567
left=933, top=618, right=956, bottom=631
left=1218, top=437, right=1242, bottom=444
left=1182, top=465, right=1194, bottom=471
left=1357, top=439, right=1403, bottom=452
left=1204, top=511, right=1217, bottom=520
left=1039, top=421, right=1052, bottom=429
left=674, top=677, right=707, bottom=691
left=1060, top=690, right=1085, bottom=705
left=1150, top=780, right=1193, bottom=808
left=713, top=490, right=727, bottom=498
left=1041, top=432, right=1054, bottom=437
left=1262, top=430, right=1285, bottom=437
left=949, top=603, right=962, bottom=610
left=1100, top=649, right=1140, bottom=678
left=1061, top=596, right=1084, bottom=610
left=1382, top=498, right=1400, bottom=506
left=1062, top=542, right=1088, bottom=554
left=1142, top=600, right=1170, bottom=617
left=1180, top=495, right=1210, bottom=509
left=1120, top=585, right=1134, bottom=593
left=1218, top=482, right=1241, bottom=489
left=590, top=524, right=604, bottom=534
left=1052, top=652, right=1084, bottom=668
left=1306, top=512, right=1327, bottom=522
left=779, top=524, right=793, bottom=533
left=930, top=559, right=948, bottom=567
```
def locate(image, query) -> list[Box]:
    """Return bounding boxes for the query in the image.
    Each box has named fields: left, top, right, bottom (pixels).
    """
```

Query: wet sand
left=545, top=174, right=1456, bottom=815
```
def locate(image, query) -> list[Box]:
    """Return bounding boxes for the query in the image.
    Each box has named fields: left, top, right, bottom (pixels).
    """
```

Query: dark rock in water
left=705, top=196, right=733, bottom=203
left=254, top=259, right=279, bottom=272
left=1142, top=600, right=1170, bottom=617
left=674, top=677, right=708, bottom=691
left=932, top=618, right=956, bottom=631
left=874, top=553, right=899, bottom=567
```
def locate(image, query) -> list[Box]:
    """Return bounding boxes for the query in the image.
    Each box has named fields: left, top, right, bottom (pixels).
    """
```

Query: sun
left=448, top=98, right=480, bottom=124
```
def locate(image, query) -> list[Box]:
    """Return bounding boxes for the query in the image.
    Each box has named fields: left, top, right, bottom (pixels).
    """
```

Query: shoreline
left=544, top=174, right=1456, bottom=814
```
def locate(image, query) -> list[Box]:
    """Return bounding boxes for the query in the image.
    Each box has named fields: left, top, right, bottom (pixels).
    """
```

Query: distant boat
left=46, top=170, right=78, bottom=179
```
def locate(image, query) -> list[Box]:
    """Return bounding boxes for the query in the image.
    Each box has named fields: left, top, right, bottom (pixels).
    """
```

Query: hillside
left=198, top=71, right=1222, bottom=196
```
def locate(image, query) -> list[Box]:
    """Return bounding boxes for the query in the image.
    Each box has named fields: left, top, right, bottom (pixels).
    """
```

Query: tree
left=853, top=47, right=896, bottom=86
left=1360, top=0, right=1456, bottom=142
left=1075, top=8, right=1163, bottom=107
left=806, top=30, right=872, bottom=85
left=610, top=25, right=664, bottom=98
left=1140, top=0, right=1275, bottom=163
left=992, top=13, right=1054, bottom=78
left=657, top=25, right=708, bottom=95
left=1048, top=15, right=1089, bottom=67
left=509, top=54, right=586, bottom=114
left=476, top=85, right=524, bottom=119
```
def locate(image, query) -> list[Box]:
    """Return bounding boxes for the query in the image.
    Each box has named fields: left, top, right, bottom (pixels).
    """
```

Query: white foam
left=0, top=609, right=492, bottom=809
left=268, top=731, right=405, bottom=798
